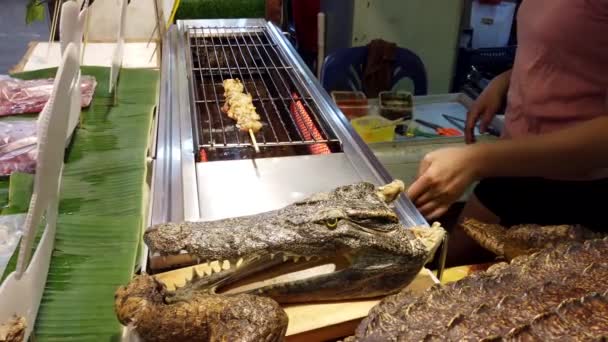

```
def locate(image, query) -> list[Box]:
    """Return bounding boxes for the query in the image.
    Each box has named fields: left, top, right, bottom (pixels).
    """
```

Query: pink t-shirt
left=503, top=0, right=608, bottom=180
left=505, top=0, right=608, bottom=140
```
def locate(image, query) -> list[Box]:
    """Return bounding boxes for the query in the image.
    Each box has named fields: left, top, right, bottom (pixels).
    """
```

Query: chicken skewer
left=221, top=79, right=261, bottom=153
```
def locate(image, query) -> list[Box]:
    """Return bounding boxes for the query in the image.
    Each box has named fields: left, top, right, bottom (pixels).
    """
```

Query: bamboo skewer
left=47, top=0, right=62, bottom=61
left=147, top=22, right=158, bottom=48
left=81, top=0, right=90, bottom=63
left=249, top=129, right=260, bottom=153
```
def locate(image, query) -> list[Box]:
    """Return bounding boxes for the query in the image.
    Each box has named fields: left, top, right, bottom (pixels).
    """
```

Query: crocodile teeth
left=283, top=255, right=289, bottom=262
left=270, top=253, right=275, bottom=260
left=305, top=256, right=312, bottom=261
left=236, top=258, right=243, bottom=268
left=293, top=256, right=300, bottom=263
left=203, top=268, right=213, bottom=276
left=210, top=262, right=222, bottom=273
left=222, top=260, right=230, bottom=270
left=191, top=268, right=200, bottom=280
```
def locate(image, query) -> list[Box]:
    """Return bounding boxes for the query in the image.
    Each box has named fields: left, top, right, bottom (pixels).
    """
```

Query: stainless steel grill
left=186, top=26, right=342, bottom=161
left=149, top=19, right=429, bottom=271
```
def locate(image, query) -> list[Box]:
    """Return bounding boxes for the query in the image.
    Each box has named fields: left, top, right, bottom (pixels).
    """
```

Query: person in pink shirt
left=407, top=0, right=608, bottom=265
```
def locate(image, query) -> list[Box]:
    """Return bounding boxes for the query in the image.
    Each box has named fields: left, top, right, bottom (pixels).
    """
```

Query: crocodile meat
left=347, top=237, right=608, bottom=341
left=114, top=273, right=288, bottom=342
left=462, top=218, right=604, bottom=260
left=0, top=316, right=25, bottom=342
left=143, top=180, right=445, bottom=304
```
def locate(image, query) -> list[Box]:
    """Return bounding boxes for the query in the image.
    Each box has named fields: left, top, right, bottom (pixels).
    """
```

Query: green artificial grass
left=1, top=66, right=158, bottom=341
left=175, top=0, right=265, bottom=20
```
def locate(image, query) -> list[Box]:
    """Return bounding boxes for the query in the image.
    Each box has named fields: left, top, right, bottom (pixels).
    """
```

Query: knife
left=442, top=114, right=500, bottom=137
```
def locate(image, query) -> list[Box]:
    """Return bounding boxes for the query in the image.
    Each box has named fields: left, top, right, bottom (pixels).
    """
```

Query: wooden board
left=155, top=264, right=438, bottom=341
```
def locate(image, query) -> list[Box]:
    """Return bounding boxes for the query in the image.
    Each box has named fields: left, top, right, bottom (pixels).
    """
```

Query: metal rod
left=204, top=28, right=241, bottom=146
left=220, top=26, right=273, bottom=145
left=231, top=29, right=294, bottom=143
left=258, top=29, right=336, bottom=142
left=195, top=96, right=312, bottom=103
left=251, top=30, right=323, bottom=142
left=201, top=140, right=332, bottom=148
left=237, top=29, right=304, bottom=142
left=212, top=27, right=246, bottom=146
left=191, top=66, right=292, bottom=72
left=242, top=30, right=315, bottom=141
left=192, top=29, right=221, bottom=147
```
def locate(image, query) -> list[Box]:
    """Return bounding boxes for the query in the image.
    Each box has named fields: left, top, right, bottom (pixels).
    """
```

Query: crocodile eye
left=325, top=218, right=339, bottom=229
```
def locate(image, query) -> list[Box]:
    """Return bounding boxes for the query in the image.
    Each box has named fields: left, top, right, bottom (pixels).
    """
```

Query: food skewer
left=248, top=129, right=260, bottom=153
left=221, top=78, right=263, bottom=153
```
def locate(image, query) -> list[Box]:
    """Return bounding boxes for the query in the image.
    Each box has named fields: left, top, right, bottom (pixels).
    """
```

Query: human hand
left=406, top=146, right=480, bottom=220
left=466, top=75, right=508, bottom=144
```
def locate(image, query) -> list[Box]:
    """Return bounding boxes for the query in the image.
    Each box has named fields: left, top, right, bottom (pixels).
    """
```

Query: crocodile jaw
left=409, top=222, right=446, bottom=263
left=145, top=180, right=446, bottom=303
left=166, top=224, right=446, bottom=304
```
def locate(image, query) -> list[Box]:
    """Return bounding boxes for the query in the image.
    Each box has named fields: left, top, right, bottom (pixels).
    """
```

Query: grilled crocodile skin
left=348, top=238, right=608, bottom=341
left=462, top=218, right=604, bottom=260
left=504, top=292, right=608, bottom=341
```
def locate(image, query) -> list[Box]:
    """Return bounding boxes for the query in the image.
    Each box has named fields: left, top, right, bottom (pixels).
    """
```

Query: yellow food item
left=222, top=78, right=262, bottom=133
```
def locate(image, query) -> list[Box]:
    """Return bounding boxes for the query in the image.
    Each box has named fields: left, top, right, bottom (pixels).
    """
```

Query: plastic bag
left=0, top=121, right=38, bottom=177
left=0, top=213, right=26, bottom=277
left=0, top=74, right=97, bottom=116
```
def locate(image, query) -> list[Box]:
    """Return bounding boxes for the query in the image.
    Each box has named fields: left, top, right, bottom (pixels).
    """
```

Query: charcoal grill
left=148, top=19, right=426, bottom=270
left=187, top=26, right=341, bottom=161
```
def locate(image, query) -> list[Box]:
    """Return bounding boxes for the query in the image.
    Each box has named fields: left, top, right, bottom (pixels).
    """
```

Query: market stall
left=3, top=1, right=607, bottom=341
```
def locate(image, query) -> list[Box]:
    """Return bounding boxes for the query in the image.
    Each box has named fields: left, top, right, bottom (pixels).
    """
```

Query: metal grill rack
left=186, top=26, right=342, bottom=161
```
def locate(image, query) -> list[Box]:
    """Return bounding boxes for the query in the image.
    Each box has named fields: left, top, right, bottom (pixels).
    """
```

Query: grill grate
left=187, top=26, right=341, bottom=161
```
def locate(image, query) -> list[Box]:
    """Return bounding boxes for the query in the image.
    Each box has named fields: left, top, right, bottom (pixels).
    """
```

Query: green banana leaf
left=1, top=66, right=158, bottom=341
left=0, top=179, right=9, bottom=208
left=2, top=173, right=34, bottom=215
left=0, top=173, right=34, bottom=283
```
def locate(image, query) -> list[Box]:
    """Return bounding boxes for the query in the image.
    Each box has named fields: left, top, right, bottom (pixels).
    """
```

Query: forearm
left=472, top=115, right=608, bottom=179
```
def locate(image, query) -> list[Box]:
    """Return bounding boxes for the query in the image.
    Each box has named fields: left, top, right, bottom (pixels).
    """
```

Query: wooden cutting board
left=155, top=263, right=438, bottom=341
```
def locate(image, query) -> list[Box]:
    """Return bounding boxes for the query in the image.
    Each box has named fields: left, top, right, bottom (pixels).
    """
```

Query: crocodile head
left=144, top=180, right=445, bottom=304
